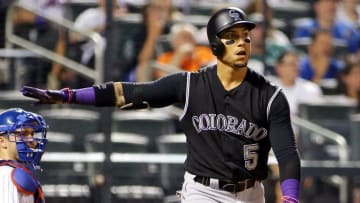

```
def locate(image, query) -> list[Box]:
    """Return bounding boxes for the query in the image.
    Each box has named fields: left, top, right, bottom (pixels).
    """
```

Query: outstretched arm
left=21, top=82, right=125, bottom=107
left=21, top=72, right=187, bottom=109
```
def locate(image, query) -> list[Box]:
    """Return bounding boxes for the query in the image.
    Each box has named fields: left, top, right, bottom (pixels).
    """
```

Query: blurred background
left=1, top=0, right=360, bottom=202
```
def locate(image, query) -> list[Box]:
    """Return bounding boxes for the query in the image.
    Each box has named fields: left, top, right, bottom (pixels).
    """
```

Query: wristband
left=74, top=87, right=96, bottom=105
left=281, top=179, right=299, bottom=203
left=93, top=83, right=115, bottom=106
left=61, top=88, right=72, bottom=103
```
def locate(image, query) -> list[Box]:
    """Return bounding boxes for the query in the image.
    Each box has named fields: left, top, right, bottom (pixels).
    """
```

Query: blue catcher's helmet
left=0, top=108, right=48, bottom=170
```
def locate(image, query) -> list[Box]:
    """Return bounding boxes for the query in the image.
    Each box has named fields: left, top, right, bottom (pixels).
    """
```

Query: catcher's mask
left=0, top=108, right=48, bottom=171
left=207, top=7, right=255, bottom=57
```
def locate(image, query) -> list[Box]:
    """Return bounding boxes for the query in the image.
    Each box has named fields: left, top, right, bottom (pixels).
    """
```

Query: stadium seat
left=111, top=185, right=164, bottom=203
left=298, top=97, right=357, bottom=160
left=156, top=133, right=186, bottom=195
left=84, top=132, right=161, bottom=188
left=46, top=131, right=74, bottom=151
left=350, top=114, right=360, bottom=161
left=157, top=133, right=187, bottom=154
left=42, top=184, right=90, bottom=203
left=112, top=109, right=177, bottom=152
left=39, top=108, right=100, bottom=151
left=0, top=90, right=49, bottom=113
left=84, top=132, right=150, bottom=153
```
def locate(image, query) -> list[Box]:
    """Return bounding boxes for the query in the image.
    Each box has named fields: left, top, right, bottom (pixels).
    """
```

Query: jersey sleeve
left=267, top=91, right=301, bottom=182
left=122, top=72, right=188, bottom=109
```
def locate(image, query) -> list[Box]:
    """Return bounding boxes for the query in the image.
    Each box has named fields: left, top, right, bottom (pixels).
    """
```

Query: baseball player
left=21, top=7, right=300, bottom=203
left=0, top=108, right=48, bottom=203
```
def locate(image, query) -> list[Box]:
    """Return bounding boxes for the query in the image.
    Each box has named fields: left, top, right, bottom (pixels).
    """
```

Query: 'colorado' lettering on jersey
left=192, top=113, right=267, bottom=141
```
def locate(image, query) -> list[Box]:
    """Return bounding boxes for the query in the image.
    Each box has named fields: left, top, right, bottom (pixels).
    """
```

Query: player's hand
left=20, top=86, right=68, bottom=105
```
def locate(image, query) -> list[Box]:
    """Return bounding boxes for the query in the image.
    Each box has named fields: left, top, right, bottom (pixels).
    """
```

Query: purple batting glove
left=20, top=86, right=69, bottom=105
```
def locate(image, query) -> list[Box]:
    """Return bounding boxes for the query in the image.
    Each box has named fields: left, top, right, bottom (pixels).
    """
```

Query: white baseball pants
left=180, top=171, right=265, bottom=203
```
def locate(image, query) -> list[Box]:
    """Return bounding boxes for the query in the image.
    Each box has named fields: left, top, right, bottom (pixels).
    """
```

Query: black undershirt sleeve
left=268, top=91, right=301, bottom=182
left=121, top=72, right=188, bottom=109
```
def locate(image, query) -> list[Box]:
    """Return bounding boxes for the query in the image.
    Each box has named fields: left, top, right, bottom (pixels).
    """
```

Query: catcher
left=0, top=108, right=48, bottom=203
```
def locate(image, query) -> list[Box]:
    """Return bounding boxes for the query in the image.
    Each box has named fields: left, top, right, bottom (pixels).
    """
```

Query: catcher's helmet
left=207, top=7, right=255, bottom=57
left=0, top=108, right=48, bottom=170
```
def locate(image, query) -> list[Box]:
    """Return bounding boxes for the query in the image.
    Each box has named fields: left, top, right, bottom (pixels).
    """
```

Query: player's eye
left=222, top=32, right=237, bottom=40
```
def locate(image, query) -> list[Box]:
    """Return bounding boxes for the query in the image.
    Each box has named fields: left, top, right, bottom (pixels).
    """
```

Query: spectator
left=271, top=50, right=323, bottom=116
left=155, top=23, right=215, bottom=79
left=66, top=0, right=127, bottom=88
left=336, top=0, right=360, bottom=29
left=126, top=0, right=182, bottom=82
left=70, top=0, right=127, bottom=65
left=293, top=0, right=360, bottom=62
left=12, top=0, right=66, bottom=89
left=0, top=1, right=12, bottom=89
left=298, top=29, right=344, bottom=90
left=248, top=12, right=294, bottom=75
left=335, top=61, right=360, bottom=102
left=354, top=186, right=360, bottom=203
left=335, top=60, right=360, bottom=203
left=0, top=108, right=49, bottom=203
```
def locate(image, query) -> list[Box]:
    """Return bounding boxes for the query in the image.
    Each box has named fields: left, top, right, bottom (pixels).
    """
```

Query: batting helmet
left=0, top=108, right=48, bottom=170
left=207, top=7, right=255, bottom=57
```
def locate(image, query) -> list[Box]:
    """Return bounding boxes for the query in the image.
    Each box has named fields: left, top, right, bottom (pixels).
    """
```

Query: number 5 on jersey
left=244, top=143, right=259, bottom=170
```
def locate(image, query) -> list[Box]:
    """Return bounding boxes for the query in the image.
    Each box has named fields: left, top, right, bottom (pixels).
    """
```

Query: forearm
left=13, top=8, right=48, bottom=27
left=277, top=151, right=301, bottom=203
left=12, top=8, right=36, bottom=25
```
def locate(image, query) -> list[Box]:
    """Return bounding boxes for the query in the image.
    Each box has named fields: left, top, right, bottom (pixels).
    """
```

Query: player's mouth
left=235, top=50, right=247, bottom=59
left=236, top=50, right=246, bottom=56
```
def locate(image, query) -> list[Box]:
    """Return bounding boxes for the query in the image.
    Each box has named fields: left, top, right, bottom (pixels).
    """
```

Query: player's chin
left=233, top=62, right=247, bottom=69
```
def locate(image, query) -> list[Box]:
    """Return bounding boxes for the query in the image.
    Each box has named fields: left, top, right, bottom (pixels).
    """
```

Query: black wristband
left=93, top=83, right=116, bottom=107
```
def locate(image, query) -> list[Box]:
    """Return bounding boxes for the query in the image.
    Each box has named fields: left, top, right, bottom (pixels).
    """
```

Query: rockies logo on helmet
left=229, top=9, right=241, bottom=21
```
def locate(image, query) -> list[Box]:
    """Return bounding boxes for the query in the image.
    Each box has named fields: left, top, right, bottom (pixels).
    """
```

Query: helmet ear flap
left=210, top=36, right=225, bottom=57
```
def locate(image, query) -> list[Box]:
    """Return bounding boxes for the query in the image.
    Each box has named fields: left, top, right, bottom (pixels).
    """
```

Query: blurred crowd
left=0, top=0, right=359, bottom=105
left=0, top=0, right=359, bottom=104
left=1, top=0, right=360, bottom=202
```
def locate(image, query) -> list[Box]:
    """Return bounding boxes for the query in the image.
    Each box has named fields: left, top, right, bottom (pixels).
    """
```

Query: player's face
left=276, top=53, right=299, bottom=82
left=12, top=127, right=39, bottom=149
left=0, top=133, right=18, bottom=160
left=218, top=26, right=251, bottom=68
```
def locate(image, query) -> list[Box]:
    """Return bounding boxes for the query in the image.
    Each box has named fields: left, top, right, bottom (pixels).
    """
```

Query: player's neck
left=217, top=63, right=247, bottom=91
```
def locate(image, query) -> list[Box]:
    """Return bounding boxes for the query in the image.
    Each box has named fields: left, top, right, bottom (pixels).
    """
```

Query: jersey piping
left=267, top=87, right=282, bottom=121
left=180, top=72, right=191, bottom=121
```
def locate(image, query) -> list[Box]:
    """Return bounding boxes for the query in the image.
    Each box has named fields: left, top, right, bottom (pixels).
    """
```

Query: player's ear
left=0, top=135, right=7, bottom=148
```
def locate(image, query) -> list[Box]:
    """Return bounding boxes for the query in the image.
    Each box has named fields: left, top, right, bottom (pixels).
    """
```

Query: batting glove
left=20, top=86, right=72, bottom=105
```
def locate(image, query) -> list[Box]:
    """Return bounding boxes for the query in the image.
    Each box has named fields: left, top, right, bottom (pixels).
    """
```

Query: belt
left=193, top=175, right=256, bottom=193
